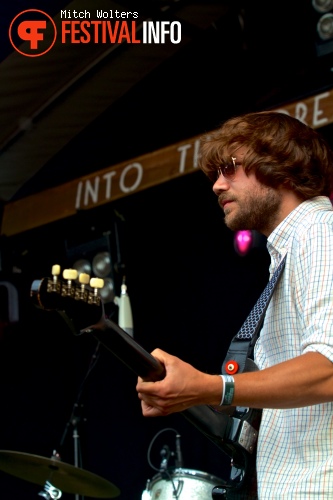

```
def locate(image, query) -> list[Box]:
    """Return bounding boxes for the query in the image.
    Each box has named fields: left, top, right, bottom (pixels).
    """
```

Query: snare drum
left=141, top=468, right=225, bottom=499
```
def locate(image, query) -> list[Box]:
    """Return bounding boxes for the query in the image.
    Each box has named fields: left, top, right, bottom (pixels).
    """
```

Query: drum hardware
left=141, top=482, right=151, bottom=500
left=142, top=427, right=227, bottom=499
left=142, top=468, right=226, bottom=499
left=145, top=427, right=183, bottom=475
left=49, top=340, right=104, bottom=500
left=159, top=445, right=171, bottom=474
left=38, top=480, right=62, bottom=499
left=175, top=434, right=183, bottom=468
left=0, top=450, right=119, bottom=498
left=0, top=341, right=120, bottom=498
left=212, top=485, right=227, bottom=498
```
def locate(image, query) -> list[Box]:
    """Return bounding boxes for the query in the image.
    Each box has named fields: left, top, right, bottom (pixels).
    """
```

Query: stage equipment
left=114, top=278, right=133, bottom=337
left=312, top=0, right=333, bottom=56
left=312, top=0, right=333, bottom=13
left=33, top=260, right=284, bottom=497
left=4, top=274, right=121, bottom=499
left=141, top=427, right=226, bottom=499
left=234, top=230, right=253, bottom=256
left=68, top=234, right=116, bottom=306
left=0, top=450, right=119, bottom=498
left=66, top=212, right=127, bottom=310
left=71, top=258, right=92, bottom=276
left=234, top=230, right=266, bottom=257
left=0, top=281, right=19, bottom=323
left=92, top=251, right=112, bottom=278
left=142, top=469, right=226, bottom=499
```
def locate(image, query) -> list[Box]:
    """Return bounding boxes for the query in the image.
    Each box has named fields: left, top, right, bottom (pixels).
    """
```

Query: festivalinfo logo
left=8, top=8, right=182, bottom=57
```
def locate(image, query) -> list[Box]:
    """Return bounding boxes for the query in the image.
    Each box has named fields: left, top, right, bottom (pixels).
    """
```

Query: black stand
left=39, top=341, right=101, bottom=499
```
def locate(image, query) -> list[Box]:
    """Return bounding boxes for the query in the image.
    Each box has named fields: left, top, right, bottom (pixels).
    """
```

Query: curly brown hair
left=199, top=111, right=333, bottom=199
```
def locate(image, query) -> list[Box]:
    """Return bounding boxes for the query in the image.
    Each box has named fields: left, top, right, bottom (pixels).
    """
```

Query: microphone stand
left=66, top=402, right=84, bottom=499
left=45, top=341, right=101, bottom=500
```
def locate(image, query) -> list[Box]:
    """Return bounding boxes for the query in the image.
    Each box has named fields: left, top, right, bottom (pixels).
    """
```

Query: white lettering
left=313, top=92, right=330, bottom=127
left=75, top=164, right=144, bottom=209
left=60, top=9, right=90, bottom=19
left=177, top=144, right=192, bottom=173
left=103, top=171, right=116, bottom=199
left=169, top=22, right=181, bottom=44
left=96, top=10, right=109, bottom=19
left=294, top=102, right=308, bottom=125
left=84, top=177, right=100, bottom=205
left=193, top=139, right=200, bottom=168
left=272, top=92, right=331, bottom=129
left=143, top=21, right=159, bottom=43
left=75, top=181, right=83, bottom=209
left=119, top=163, right=143, bottom=193
left=142, top=21, right=181, bottom=44
left=160, top=21, right=169, bottom=43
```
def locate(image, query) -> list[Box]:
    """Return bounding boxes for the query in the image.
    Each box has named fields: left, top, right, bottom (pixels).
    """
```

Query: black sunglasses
left=216, top=156, right=239, bottom=181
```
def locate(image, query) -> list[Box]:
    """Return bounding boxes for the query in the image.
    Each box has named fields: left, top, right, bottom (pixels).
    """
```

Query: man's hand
left=136, top=348, right=222, bottom=416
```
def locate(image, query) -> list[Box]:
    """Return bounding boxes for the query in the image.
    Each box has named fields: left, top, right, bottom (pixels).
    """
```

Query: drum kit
left=0, top=425, right=228, bottom=499
left=141, top=468, right=226, bottom=499
left=0, top=449, right=227, bottom=499
left=140, top=428, right=227, bottom=499
left=0, top=449, right=120, bottom=499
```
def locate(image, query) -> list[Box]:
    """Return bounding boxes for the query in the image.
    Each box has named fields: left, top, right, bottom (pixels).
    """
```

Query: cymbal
left=0, top=450, right=120, bottom=498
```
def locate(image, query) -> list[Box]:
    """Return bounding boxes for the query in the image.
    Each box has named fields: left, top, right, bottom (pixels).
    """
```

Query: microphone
left=117, top=278, right=134, bottom=337
left=160, top=445, right=170, bottom=473
left=175, top=434, right=184, bottom=468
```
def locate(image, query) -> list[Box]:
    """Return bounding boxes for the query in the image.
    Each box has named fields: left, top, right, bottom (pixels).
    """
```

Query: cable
left=146, top=427, right=178, bottom=472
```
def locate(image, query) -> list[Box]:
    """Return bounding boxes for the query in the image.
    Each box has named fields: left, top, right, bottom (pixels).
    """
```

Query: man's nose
left=213, top=175, right=230, bottom=195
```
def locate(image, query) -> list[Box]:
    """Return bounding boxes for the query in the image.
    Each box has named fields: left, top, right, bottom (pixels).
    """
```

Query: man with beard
left=136, top=111, right=333, bottom=498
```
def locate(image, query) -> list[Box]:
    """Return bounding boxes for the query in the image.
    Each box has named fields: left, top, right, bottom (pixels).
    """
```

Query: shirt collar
left=267, top=196, right=332, bottom=265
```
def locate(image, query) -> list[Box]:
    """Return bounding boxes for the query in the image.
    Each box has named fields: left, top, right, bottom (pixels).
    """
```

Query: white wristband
left=220, top=374, right=235, bottom=406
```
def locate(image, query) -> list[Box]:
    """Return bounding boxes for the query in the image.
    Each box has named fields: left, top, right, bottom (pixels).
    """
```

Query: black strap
left=222, top=254, right=287, bottom=374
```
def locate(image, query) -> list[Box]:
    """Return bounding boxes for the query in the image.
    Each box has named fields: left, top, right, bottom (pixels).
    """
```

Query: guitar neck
left=87, top=317, right=247, bottom=465
left=86, top=317, right=166, bottom=382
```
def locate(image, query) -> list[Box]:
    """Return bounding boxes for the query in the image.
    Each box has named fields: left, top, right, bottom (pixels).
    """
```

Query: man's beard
left=220, top=186, right=282, bottom=234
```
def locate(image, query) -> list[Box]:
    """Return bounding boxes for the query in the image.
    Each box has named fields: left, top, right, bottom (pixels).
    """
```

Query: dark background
left=0, top=1, right=333, bottom=499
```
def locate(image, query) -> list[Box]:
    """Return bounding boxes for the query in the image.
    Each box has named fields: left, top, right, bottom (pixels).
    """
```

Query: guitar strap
left=222, top=253, right=287, bottom=375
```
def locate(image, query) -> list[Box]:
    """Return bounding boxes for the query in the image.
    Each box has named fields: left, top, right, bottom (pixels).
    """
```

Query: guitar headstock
left=30, top=265, right=105, bottom=332
left=31, top=265, right=166, bottom=382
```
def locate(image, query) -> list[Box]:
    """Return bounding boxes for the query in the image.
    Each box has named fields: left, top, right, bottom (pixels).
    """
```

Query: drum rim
left=151, top=467, right=224, bottom=483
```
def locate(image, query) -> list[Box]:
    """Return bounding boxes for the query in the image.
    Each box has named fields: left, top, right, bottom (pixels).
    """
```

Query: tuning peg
left=51, top=265, right=61, bottom=283
left=63, top=269, right=78, bottom=281
left=90, top=277, right=104, bottom=297
left=79, top=273, right=90, bottom=284
left=62, top=269, right=78, bottom=294
left=79, top=273, right=90, bottom=293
